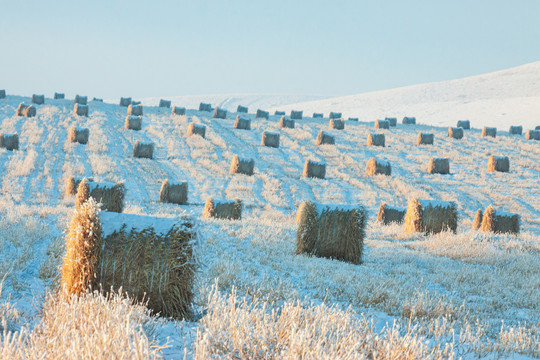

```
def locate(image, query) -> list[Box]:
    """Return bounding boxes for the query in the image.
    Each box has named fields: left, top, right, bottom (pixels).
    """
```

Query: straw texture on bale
left=329, top=112, right=342, bottom=119
left=303, top=159, right=326, bottom=179
left=402, top=117, right=416, bottom=124
left=480, top=205, right=520, bottom=234
left=385, top=117, right=397, bottom=127
left=65, top=176, right=93, bottom=197
left=0, top=133, right=19, bottom=151
left=172, top=106, right=186, bottom=115
left=367, top=133, right=385, bottom=147
left=159, top=99, right=171, bottom=108
left=375, top=119, right=389, bottom=129
left=525, top=129, right=540, bottom=140
left=125, top=115, right=142, bottom=131
left=404, top=199, right=458, bottom=234
left=159, top=180, right=188, bottom=205
left=230, top=155, right=254, bottom=176
left=487, top=155, right=509, bottom=172
left=457, top=120, right=470, bottom=129
left=448, top=127, right=464, bottom=139
left=261, top=131, right=280, bottom=148
left=213, top=107, right=227, bottom=119
left=199, top=103, right=212, bottom=111
left=186, top=123, right=206, bottom=138
left=256, top=109, right=269, bottom=119
left=472, top=209, right=483, bottom=230
left=61, top=200, right=195, bottom=319
left=133, top=141, right=154, bottom=159
left=377, top=203, right=406, bottom=225
left=32, top=94, right=45, bottom=104
left=16, top=103, right=36, bottom=117
left=290, top=110, right=303, bottom=120
left=234, top=116, right=251, bottom=130
left=0, top=89, right=5, bottom=99
left=296, top=201, right=367, bottom=265
left=203, top=198, right=242, bottom=220
left=73, top=103, right=88, bottom=116
left=68, top=127, right=89, bottom=144
left=509, top=126, right=522, bottom=135
left=428, top=158, right=450, bottom=174
left=417, top=132, right=434, bottom=145
left=329, top=118, right=344, bottom=130
left=313, top=113, right=323, bottom=118
left=237, top=105, right=248, bottom=113
left=316, top=131, right=335, bottom=145
left=74, top=178, right=126, bottom=213
left=119, top=97, right=132, bottom=106
left=482, top=126, right=497, bottom=138
left=275, top=110, right=285, bottom=116
left=348, top=117, right=358, bottom=122
left=366, top=158, right=391, bottom=176
left=74, top=95, right=87, bottom=105
left=128, top=104, right=143, bottom=116
left=279, top=116, right=295, bottom=129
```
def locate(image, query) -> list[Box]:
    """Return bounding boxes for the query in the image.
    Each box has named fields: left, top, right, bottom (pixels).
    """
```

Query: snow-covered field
left=0, top=63, right=539, bottom=359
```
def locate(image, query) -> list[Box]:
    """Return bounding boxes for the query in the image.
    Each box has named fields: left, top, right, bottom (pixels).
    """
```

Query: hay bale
left=172, top=106, right=186, bottom=115
left=237, top=105, right=248, bottom=113
left=296, top=201, right=367, bottom=264
left=213, top=107, right=227, bottom=119
left=199, top=102, right=212, bottom=112
left=234, top=116, right=251, bottom=130
left=128, top=104, right=143, bottom=116
left=472, top=209, right=483, bottom=230
left=457, top=120, right=470, bottom=129
left=316, top=131, right=335, bottom=146
left=480, top=205, right=519, bottom=234
left=275, top=110, right=285, bottom=116
left=186, top=123, right=206, bottom=138
left=428, top=157, right=450, bottom=174
left=403, top=117, right=416, bottom=124
left=417, top=132, right=434, bottom=145
left=509, top=126, right=522, bottom=135
left=366, top=133, right=385, bottom=147
left=74, top=95, right=87, bottom=105
left=377, top=203, right=406, bottom=225
left=74, top=178, right=125, bottom=213
left=329, top=112, right=342, bottom=119
left=261, top=131, right=279, bottom=148
left=0, top=89, right=5, bottom=99
left=0, top=133, right=19, bottom=151
left=279, top=116, right=295, bottom=129
left=313, top=113, right=323, bottom=118
left=482, top=126, right=497, bottom=138
left=230, top=155, right=254, bottom=176
left=92, top=98, right=103, bottom=102
left=487, top=155, right=509, bottom=173
left=159, top=180, right=188, bottom=205
left=366, top=158, right=391, bottom=176
left=448, top=127, right=464, bottom=139
left=73, top=103, right=88, bottom=117
left=329, top=118, right=344, bottom=130
left=385, top=117, right=397, bottom=127
left=348, top=117, right=358, bottom=122
left=65, top=176, right=94, bottom=197
left=68, top=126, right=89, bottom=144
left=404, top=199, right=458, bottom=234
left=132, top=101, right=141, bottom=106
left=203, top=198, right=242, bottom=220
left=536, top=126, right=540, bottom=130
left=16, top=103, right=36, bottom=117
left=159, top=99, right=171, bottom=108
left=120, top=97, right=132, bottom=107
left=256, top=109, right=269, bottom=119
left=375, top=119, right=389, bottom=129
left=133, top=141, right=154, bottom=159
left=303, top=159, right=326, bottom=179
left=61, top=200, right=195, bottom=319
left=125, top=115, right=142, bottom=131
left=290, top=110, right=303, bottom=120
left=32, top=94, right=45, bottom=105
left=525, top=129, right=540, bottom=140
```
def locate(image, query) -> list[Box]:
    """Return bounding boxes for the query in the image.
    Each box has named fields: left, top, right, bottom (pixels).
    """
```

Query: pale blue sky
left=1, top=0, right=539, bottom=99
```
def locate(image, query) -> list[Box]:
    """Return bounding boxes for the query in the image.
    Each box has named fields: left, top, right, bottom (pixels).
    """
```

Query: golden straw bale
left=487, top=155, right=509, bottom=172
left=482, top=126, right=496, bottom=138
left=366, top=158, right=391, bottom=176
left=366, top=133, right=385, bottom=147
left=73, top=103, right=88, bottom=116
left=279, top=116, right=295, bottom=129
left=68, top=126, right=89, bottom=144
left=525, top=129, right=540, bottom=140
left=316, top=130, right=335, bottom=145
left=203, top=198, right=242, bottom=220
left=213, top=107, right=227, bottom=119
left=125, top=115, right=142, bottom=130
left=428, top=158, right=450, bottom=174
left=375, top=119, right=389, bottom=129
left=480, top=205, right=519, bottom=234
left=448, top=127, right=463, bottom=139
left=256, top=109, right=269, bottom=119
left=75, top=178, right=125, bottom=213
left=329, top=118, right=344, bottom=130
left=128, top=104, right=143, bottom=116
left=417, top=132, right=434, bottom=145
left=234, top=116, right=251, bottom=130
left=404, top=199, right=458, bottom=234
left=159, top=180, right=188, bottom=205
left=261, top=131, right=280, bottom=148
left=230, top=155, right=254, bottom=176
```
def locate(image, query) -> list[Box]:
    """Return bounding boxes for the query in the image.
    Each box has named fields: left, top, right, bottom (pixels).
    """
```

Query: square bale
left=366, top=158, right=391, bottom=176
left=261, top=131, right=279, bottom=148
left=230, top=155, right=254, bottom=176
left=125, top=115, right=142, bottom=131
left=234, top=116, right=251, bottom=130
left=316, top=130, right=335, bottom=145
left=367, top=133, right=385, bottom=147
left=303, top=159, right=326, bottom=179
left=133, top=141, right=154, bottom=159
left=428, top=157, right=450, bottom=174
left=377, top=203, right=406, bottom=225
left=159, top=180, right=188, bottom=205
left=186, top=123, right=206, bottom=138
left=68, top=126, right=89, bottom=144
left=203, top=198, right=242, bottom=220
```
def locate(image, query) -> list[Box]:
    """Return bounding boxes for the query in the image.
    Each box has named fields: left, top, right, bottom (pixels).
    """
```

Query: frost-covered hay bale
left=313, top=113, right=323, bottom=118
left=482, top=126, right=497, bottom=138
left=261, top=131, right=280, bottom=148
left=296, top=201, right=367, bottom=264
left=65, top=176, right=94, bottom=197
left=366, top=158, right=391, bottom=176
left=213, top=107, right=227, bottom=119
left=74, top=95, right=87, bottom=105
left=199, top=102, right=212, bottom=112
left=404, top=199, right=458, bottom=234
left=92, top=98, right=103, bottom=102
left=230, top=155, right=254, bottom=176
left=472, top=209, right=483, bottom=230
left=428, top=158, right=450, bottom=174
left=348, top=117, right=358, bottom=122
left=377, top=203, right=406, bottom=225
left=329, top=118, right=344, bottom=130
left=525, top=129, right=540, bottom=140
left=385, top=117, right=397, bottom=127
left=329, top=112, right=342, bottom=119
left=128, top=104, right=143, bottom=116
left=133, top=141, right=154, bottom=159
left=367, top=133, right=385, bottom=147
left=68, top=126, right=89, bottom=144
left=237, top=105, right=248, bottom=113
left=234, top=116, right=251, bottom=130
left=509, top=126, right=522, bottom=135
left=303, top=159, right=326, bottom=179
left=275, top=111, right=285, bottom=116
left=0, top=89, right=5, bottom=99
left=487, top=155, right=509, bottom=172
left=290, top=110, right=303, bottom=120
left=74, top=178, right=125, bottom=213
left=203, top=198, right=242, bottom=220
left=186, top=123, right=206, bottom=138
left=0, top=133, right=19, bottom=151
left=125, top=115, right=142, bottom=130
left=119, top=97, right=132, bottom=106
left=16, top=103, right=36, bottom=117
left=159, top=99, right=171, bottom=108
left=402, top=117, right=416, bottom=124
left=159, top=180, right=188, bottom=205
left=61, top=201, right=194, bottom=319
left=375, top=119, right=389, bottom=129
left=279, top=116, right=295, bottom=129
left=172, top=106, right=186, bottom=115
left=32, top=94, right=45, bottom=104
left=316, top=131, right=335, bottom=145
left=448, top=127, right=463, bottom=139
left=480, top=205, right=519, bottom=234
left=417, top=132, right=434, bottom=145
left=256, top=109, right=269, bottom=119
left=73, top=103, right=88, bottom=116
left=457, top=120, right=470, bottom=129
left=132, top=101, right=141, bottom=106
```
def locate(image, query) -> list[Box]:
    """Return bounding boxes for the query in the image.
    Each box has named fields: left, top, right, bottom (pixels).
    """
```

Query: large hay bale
left=348, top=117, right=358, bottom=122
left=417, top=132, right=434, bottom=145
left=448, top=127, right=464, bottom=139
left=487, top=155, right=509, bottom=172
left=68, top=126, right=89, bottom=144
left=290, top=110, right=303, bottom=120
left=159, top=99, right=171, bottom=108
left=203, top=198, right=242, bottom=220
left=0, top=89, right=5, bottom=99
left=230, top=155, right=254, bottom=176
left=329, top=112, right=342, bottom=119
left=120, top=97, right=132, bottom=107
left=159, top=180, right=188, bottom=205
left=237, top=105, right=248, bottom=113
left=74, top=95, right=87, bottom=105
left=366, top=158, right=391, bottom=176
left=125, top=115, right=142, bottom=131
left=0, top=133, right=19, bottom=151
left=375, top=119, right=389, bottom=129
left=329, top=118, right=345, bottom=130
left=404, top=199, right=458, bottom=234
left=480, top=205, right=519, bottom=234
left=472, top=209, right=483, bottom=230
left=213, top=107, right=227, bottom=119
left=74, top=178, right=125, bottom=213
left=457, top=120, right=470, bottom=129
left=316, top=130, right=335, bottom=145
left=509, top=126, right=522, bottom=135
left=525, top=129, right=540, bottom=140
left=32, top=94, right=45, bottom=104
left=234, top=116, right=251, bottom=130
left=61, top=200, right=195, bottom=319
left=186, top=123, right=206, bottom=138
left=303, top=159, right=326, bottom=179
left=172, top=106, right=186, bottom=115
left=428, top=157, right=450, bottom=174
left=133, top=141, right=154, bottom=159
left=128, top=104, right=143, bottom=116
left=377, top=203, right=406, bottom=225
left=256, top=109, right=269, bottom=119
left=199, top=102, right=212, bottom=112
left=16, top=103, right=36, bottom=117
left=482, top=126, right=497, bottom=138
left=296, top=201, right=367, bottom=264
left=402, top=117, right=416, bottom=124
left=313, top=112, right=323, bottom=118
left=366, top=133, right=385, bottom=147
left=73, top=103, right=88, bottom=117
left=275, top=110, right=285, bottom=116
left=279, top=116, right=295, bottom=129
left=385, top=117, right=397, bottom=127
left=261, top=131, right=279, bottom=148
